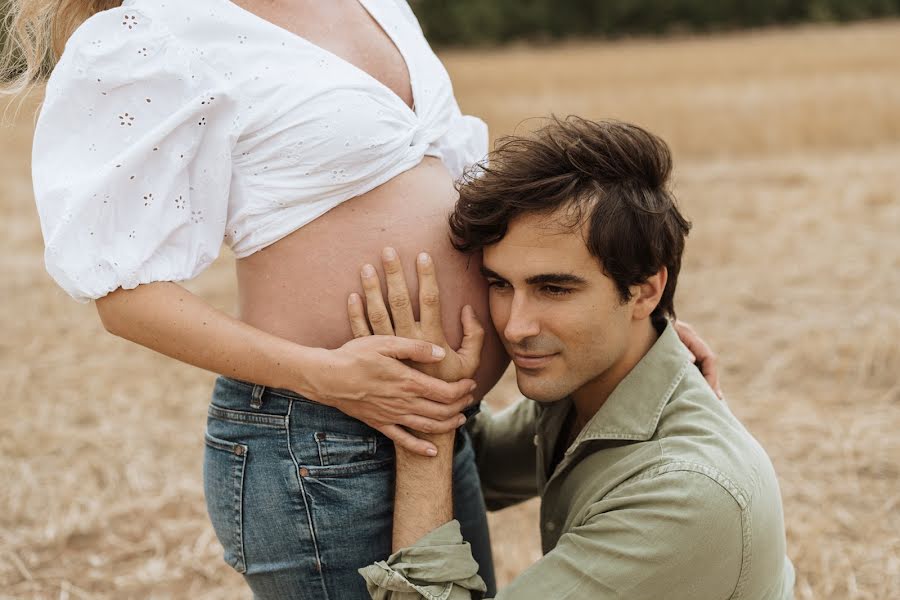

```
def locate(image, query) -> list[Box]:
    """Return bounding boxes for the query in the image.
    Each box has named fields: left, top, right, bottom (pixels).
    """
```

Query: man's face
left=482, top=210, right=639, bottom=403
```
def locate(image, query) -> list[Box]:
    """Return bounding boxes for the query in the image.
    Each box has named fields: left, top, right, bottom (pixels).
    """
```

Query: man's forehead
left=483, top=212, right=598, bottom=277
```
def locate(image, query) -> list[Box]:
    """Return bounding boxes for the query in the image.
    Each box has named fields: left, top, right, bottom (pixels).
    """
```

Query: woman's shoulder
left=64, top=3, right=169, bottom=57
left=49, top=2, right=236, bottom=102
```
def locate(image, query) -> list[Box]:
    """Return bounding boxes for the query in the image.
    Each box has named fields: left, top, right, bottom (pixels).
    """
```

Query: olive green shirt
left=360, top=323, right=795, bottom=599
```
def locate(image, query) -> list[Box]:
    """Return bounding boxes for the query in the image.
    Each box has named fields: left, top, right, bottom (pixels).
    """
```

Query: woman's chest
left=228, top=0, right=414, bottom=109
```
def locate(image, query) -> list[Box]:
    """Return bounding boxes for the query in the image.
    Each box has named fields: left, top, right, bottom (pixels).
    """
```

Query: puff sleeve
left=32, top=7, right=238, bottom=302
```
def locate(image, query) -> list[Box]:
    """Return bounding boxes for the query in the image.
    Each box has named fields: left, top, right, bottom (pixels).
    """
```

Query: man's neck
left=570, top=319, right=660, bottom=432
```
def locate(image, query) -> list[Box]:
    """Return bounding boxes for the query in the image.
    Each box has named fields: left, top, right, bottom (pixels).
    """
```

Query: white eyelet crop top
left=32, top=0, right=488, bottom=302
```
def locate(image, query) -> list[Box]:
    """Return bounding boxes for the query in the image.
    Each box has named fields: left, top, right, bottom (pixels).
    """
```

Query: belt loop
left=250, top=384, right=266, bottom=410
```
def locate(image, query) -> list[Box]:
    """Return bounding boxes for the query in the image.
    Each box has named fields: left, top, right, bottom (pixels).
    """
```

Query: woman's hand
left=348, top=248, right=484, bottom=384
left=673, top=320, right=723, bottom=399
left=307, top=335, right=476, bottom=457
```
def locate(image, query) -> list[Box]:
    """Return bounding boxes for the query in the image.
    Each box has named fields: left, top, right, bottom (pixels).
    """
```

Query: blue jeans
left=203, top=376, right=496, bottom=599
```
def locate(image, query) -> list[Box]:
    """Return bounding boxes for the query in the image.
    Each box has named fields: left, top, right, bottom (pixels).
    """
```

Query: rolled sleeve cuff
left=359, top=520, right=487, bottom=600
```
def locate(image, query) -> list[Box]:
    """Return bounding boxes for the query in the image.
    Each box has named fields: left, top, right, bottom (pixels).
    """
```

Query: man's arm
left=345, top=249, right=483, bottom=548
left=349, top=249, right=488, bottom=599
left=392, top=432, right=455, bottom=550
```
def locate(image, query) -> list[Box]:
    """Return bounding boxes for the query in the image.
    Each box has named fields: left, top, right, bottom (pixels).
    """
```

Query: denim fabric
left=203, top=376, right=496, bottom=599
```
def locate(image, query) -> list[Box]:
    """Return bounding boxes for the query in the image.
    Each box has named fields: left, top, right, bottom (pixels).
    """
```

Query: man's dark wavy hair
left=449, top=116, right=691, bottom=321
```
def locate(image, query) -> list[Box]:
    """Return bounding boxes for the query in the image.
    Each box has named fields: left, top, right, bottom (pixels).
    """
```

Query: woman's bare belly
left=236, top=157, right=509, bottom=398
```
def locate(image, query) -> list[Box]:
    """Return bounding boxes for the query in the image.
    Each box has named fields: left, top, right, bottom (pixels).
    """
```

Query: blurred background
left=2, top=1, right=899, bottom=598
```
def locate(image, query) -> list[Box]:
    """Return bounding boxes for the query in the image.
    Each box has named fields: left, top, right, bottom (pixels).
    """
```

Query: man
left=350, top=117, right=795, bottom=599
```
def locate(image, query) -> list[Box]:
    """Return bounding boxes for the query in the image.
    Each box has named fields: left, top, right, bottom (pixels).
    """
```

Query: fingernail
left=348, top=294, right=358, bottom=305
left=418, top=252, right=429, bottom=265
left=362, top=264, right=375, bottom=278
left=432, top=345, right=446, bottom=358
left=426, top=447, right=438, bottom=457
left=717, top=388, right=724, bottom=399
left=383, top=247, right=397, bottom=260
left=469, top=382, right=477, bottom=393
left=458, top=415, right=467, bottom=426
left=688, top=352, right=696, bottom=363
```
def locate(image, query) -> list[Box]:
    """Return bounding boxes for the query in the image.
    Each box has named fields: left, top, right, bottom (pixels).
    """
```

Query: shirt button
left=533, top=434, right=540, bottom=446
left=545, top=521, right=556, bottom=532
left=299, top=467, right=310, bottom=477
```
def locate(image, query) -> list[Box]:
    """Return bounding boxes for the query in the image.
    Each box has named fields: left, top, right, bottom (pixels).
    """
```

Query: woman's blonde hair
left=1, top=0, right=120, bottom=95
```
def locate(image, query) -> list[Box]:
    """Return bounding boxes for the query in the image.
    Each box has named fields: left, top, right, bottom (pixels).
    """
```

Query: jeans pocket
left=309, top=431, right=392, bottom=476
left=314, top=432, right=377, bottom=466
left=203, top=431, right=248, bottom=574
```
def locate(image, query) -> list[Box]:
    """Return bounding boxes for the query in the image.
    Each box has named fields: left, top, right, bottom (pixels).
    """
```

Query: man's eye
left=543, top=285, right=572, bottom=296
left=487, top=280, right=509, bottom=290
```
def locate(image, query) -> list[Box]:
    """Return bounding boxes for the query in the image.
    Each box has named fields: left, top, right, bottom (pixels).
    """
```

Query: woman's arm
left=95, top=281, right=476, bottom=456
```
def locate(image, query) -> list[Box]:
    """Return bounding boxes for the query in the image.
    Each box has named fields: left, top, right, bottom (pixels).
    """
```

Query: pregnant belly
left=235, top=157, right=509, bottom=398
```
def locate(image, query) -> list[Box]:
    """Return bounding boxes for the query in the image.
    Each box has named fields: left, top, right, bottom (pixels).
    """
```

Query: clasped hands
left=347, top=247, right=483, bottom=452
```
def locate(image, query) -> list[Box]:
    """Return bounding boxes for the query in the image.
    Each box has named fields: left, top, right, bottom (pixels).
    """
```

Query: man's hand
left=348, top=247, right=484, bottom=384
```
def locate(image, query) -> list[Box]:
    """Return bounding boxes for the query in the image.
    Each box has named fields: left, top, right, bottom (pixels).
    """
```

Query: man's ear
left=631, top=267, right=667, bottom=320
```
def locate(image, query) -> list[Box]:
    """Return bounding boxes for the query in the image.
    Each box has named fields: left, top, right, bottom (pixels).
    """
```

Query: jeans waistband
left=211, top=375, right=482, bottom=421
left=211, top=376, right=318, bottom=416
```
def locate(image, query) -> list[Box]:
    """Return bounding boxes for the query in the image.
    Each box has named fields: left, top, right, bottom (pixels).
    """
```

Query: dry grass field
left=2, top=19, right=899, bottom=600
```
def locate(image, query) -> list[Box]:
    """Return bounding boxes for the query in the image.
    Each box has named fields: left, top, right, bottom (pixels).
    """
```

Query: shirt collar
left=567, top=321, right=693, bottom=444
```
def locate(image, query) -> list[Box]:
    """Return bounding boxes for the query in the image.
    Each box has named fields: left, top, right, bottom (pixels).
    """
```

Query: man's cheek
left=488, top=295, right=510, bottom=344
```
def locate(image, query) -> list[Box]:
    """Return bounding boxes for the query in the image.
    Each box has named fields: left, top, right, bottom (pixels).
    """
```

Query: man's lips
left=511, top=352, right=558, bottom=369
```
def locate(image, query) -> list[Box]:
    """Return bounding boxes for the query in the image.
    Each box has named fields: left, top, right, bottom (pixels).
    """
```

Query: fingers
left=360, top=263, right=394, bottom=336
left=347, top=293, right=371, bottom=338
left=378, top=424, right=438, bottom=457
left=410, top=394, right=474, bottom=421
left=381, top=247, right=416, bottom=337
left=377, top=336, right=446, bottom=363
left=416, top=252, right=447, bottom=345
left=700, top=353, right=722, bottom=399
left=399, top=413, right=465, bottom=436
left=457, top=305, right=485, bottom=374
left=673, top=320, right=723, bottom=399
left=412, top=371, right=477, bottom=404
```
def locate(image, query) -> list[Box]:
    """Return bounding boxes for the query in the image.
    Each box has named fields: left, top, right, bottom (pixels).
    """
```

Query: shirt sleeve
left=361, top=471, right=744, bottom=600
left=358, top=520, right=487, bottom=600
left=467, top=398, right=540, bottom=510
left=32, top=7, right=237, bottom=302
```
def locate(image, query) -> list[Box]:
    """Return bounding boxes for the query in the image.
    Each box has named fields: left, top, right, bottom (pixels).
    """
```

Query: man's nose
left=503, top=294, right=540, bottom=344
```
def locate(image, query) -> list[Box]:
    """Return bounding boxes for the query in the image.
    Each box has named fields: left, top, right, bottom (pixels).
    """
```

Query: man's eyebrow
left=526, top=273, right=588, bottom=286
left=480, top=265, right=587, bottom=286
left=479, top=265, right=505, bottom=280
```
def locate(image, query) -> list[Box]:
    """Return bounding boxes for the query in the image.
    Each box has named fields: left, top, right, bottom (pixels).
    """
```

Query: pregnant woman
left=10, top=1, right=508, bottom=597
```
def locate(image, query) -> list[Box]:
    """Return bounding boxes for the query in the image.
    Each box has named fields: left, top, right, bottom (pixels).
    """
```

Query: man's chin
left=514, top=368, right=571, bottom=403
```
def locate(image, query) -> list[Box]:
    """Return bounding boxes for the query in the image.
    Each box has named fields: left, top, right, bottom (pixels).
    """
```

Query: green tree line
left=410, top=0, right=900, bottom=46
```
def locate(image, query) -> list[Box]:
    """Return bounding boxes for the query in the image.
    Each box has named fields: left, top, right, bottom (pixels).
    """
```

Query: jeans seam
left=315, top=434, right=328, bottom=466
left=285, top=400, right=330, bottom=599
left=234, top=446, right=248, bottom=574
left=208, top=404, right=286, bottom=428
left=205, top=431, right=249, bottom=574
